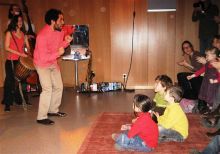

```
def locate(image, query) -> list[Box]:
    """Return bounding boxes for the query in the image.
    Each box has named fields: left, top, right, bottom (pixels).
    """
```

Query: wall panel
left=0, top=0, right=200, bottom=88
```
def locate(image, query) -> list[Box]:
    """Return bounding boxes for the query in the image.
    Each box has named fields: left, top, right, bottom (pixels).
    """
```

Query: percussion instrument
left=15, top=56, right=35, bottom=81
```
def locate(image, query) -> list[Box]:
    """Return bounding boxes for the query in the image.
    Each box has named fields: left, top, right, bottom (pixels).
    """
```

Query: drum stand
left=17, top=79, right=27, bottom=111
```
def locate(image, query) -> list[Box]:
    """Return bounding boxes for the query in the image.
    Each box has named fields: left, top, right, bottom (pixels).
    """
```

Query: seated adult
left=177, top=40, right=204, bottom=101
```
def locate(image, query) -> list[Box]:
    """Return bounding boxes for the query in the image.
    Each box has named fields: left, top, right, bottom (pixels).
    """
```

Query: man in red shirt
left=34, top=9, right=72, bottom=125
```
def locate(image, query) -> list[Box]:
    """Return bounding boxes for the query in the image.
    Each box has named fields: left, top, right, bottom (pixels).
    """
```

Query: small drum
left=15, top=56, right=35, bottom=81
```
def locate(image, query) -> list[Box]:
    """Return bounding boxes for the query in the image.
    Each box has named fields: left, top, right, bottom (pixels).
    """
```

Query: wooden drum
left=15, top=56, right=35, bottom=81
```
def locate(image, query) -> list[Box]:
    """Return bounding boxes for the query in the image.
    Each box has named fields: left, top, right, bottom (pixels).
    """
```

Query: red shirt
left=34, top=25, right=69, bottom=68
left=7, top=32, right=25, bottom=60
left=128, top=112, right=159, bottom=148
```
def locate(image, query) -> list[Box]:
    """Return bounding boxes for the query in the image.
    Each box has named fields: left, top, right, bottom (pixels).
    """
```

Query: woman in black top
left=177, top=40, right=204, bottom=101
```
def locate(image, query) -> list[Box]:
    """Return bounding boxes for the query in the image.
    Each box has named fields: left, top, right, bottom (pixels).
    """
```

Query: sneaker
left=37, top=119, right=54, bottom=125
left=114, top=144, right=125, bottom=151
left=205, top=117, right=219, bottom=127
left=47, top=112, right=67, bottom=117
left=199, top=106, right=210, bottom=115
left=159, top=136, right=167, bottom=143
left=4, top=105, right=10, bottom=112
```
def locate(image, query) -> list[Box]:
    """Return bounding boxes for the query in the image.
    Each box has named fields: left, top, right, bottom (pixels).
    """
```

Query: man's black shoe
left=37, top=119, right=54, bottom=125
left=47, top=112, right=67, bottom=117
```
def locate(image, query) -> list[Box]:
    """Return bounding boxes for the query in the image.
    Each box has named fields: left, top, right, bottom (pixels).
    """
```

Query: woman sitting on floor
left=177, top=40, right=204, bottom=111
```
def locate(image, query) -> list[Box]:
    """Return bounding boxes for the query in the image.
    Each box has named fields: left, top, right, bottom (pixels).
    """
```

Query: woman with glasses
left=177, top=40, right=205, bottom=112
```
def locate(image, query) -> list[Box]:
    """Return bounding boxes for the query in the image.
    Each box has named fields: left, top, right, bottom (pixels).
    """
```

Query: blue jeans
left=115, top=131, right=153, bottom=152
left=158, top=126, right=184, bottom=142
left=202, top=135, right=220, bottom=154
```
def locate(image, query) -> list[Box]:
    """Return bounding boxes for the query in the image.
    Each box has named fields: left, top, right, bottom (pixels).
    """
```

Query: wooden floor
left=0, top=88, right=155, bottom=154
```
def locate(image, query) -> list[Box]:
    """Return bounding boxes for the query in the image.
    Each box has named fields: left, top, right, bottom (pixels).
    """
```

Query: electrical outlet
left=123, top=73, right=127, bottom=79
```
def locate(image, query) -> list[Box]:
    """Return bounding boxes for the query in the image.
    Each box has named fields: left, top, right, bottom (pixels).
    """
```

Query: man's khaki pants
left=36, top=65, right=63, bottom=120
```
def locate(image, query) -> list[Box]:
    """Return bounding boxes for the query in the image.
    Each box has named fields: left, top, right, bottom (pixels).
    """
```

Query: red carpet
left=78, top=112, right=211, bottom=154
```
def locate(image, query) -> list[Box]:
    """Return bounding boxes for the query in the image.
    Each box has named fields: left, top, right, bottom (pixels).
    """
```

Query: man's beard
left=54, top=24, right=62, bottom=32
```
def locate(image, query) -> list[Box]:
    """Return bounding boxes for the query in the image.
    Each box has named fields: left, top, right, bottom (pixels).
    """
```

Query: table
left=62, top=54, right=90, bottom=91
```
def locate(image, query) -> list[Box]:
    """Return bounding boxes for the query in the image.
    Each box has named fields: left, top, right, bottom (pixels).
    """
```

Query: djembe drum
left=15, top=56, right=35, bottom=81
left=14, top=56, right=35, bottom=110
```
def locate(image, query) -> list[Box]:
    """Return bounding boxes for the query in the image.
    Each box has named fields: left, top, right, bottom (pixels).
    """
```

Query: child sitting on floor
left=153, top=86, right=189, bottom=142
left=112, top=94, right=158, bottom=152
left=152, top=75, right=173, bottom=122
left=187, top=47, right=220, bottom=114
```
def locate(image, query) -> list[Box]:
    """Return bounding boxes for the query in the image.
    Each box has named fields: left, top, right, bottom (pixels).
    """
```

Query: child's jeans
left=115, top=131, right=153, bottom=152
left=158, top=126, right=184, bottom=142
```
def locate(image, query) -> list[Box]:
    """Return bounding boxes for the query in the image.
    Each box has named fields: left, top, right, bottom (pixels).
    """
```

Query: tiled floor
left=0, top=88, right=154, bottom=154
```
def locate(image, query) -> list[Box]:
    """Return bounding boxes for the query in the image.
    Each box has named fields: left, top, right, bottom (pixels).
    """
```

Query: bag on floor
left=180, top=98, right=196, bottom=113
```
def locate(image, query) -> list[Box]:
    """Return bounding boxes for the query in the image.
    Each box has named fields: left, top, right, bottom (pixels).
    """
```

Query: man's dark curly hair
left=45, top=9, right=63, bottom=25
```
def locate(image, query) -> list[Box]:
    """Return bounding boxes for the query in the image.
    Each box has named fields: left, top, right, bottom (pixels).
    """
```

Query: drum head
left=20, top=57, right=35, bottom=70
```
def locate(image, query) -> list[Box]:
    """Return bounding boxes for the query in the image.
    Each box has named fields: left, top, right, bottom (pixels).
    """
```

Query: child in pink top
left=187, top=47, right=220, bottom=113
